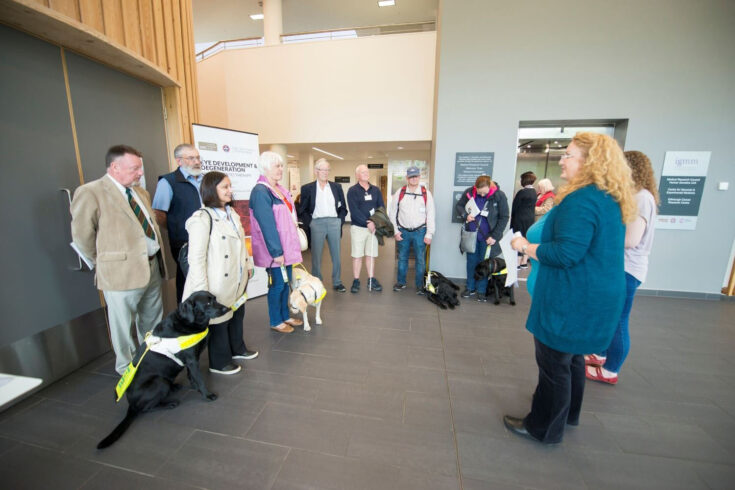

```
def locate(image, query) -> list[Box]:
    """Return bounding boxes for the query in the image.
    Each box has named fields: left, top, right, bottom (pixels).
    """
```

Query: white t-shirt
left=624, top=189, right=656, bottom=283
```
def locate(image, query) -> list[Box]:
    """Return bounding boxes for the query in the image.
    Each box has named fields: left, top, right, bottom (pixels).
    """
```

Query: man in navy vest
left=152, top=143, right=203, bottom=302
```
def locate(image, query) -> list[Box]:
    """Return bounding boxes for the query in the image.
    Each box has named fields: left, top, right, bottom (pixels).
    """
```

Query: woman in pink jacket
left=249, top=152, right=304, bottom=333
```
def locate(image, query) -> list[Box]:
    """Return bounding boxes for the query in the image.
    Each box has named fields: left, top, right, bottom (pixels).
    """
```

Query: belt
left=399, top=225, right=426, bottom=233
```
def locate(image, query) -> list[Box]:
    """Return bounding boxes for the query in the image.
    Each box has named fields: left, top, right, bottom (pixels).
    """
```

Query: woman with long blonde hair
left=505, top=132, right=635, bottom=444
left=586, top=151, right=658, bottom=384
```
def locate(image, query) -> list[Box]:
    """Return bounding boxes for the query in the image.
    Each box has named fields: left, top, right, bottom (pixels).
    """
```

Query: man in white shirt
left=297, top=158, right=348, bottom=292
left=71, top=145, right=167, bottom=374
left=388, top=166, right=436, bottom=294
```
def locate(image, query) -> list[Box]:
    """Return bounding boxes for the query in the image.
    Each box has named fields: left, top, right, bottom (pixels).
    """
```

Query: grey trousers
left=309, top=217, right=343, bottom=286
left=103, top=256, right=164, bottom=374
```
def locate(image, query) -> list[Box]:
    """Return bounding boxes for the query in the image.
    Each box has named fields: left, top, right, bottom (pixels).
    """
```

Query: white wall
left=431, top=0, right=735, bottom=295
left=197, top=31, right=436, bottom=144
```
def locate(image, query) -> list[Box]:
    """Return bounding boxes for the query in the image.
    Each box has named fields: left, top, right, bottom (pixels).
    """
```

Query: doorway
left=512, top=120, right=628, bottom=197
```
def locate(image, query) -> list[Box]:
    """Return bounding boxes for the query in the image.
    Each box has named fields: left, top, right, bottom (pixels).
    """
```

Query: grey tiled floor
left=1, top=237, right=734, bottom=489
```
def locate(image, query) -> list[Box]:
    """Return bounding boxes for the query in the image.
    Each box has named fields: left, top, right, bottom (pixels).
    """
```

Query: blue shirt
left=525, top=211, right=551, bottom=298
left=347, top=183, right=384, bottom=227
left=152, top=166, right=203, bottom=211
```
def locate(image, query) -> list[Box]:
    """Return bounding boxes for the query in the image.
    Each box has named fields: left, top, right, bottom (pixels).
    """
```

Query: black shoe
left=209, top=363, right=242, bottom=375
left=416, top=288, right=426, bottom=296
left=232, top=350, right=259, bottom=360
left=351, top=279, right=360, bottom=293
left=368, top=277, right=383, bottom=292
left=477, top=294, right=488, bottom=303
left=461, top=289, right=476, bottom=298
left=520, top=263, right=529, bottom=269
left=503, top=415, right=534, bottom=441
left=393, top=283, right=406, bottom=291
left=333, top=283, right=347, bottom=293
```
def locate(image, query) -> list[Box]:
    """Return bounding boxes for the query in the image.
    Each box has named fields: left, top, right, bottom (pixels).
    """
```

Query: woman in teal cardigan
left=505, top=132, right=636, bottom=444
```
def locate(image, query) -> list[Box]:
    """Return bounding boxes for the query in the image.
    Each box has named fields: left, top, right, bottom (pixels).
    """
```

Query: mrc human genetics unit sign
left=655, top=151, right=710, bottom=230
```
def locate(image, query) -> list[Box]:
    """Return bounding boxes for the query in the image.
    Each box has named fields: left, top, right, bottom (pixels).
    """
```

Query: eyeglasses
left=315, top=168, right=330, bottom=172
left=181, top=156, right=201, bottom=162
left=559, top=153, right=578, bottom=160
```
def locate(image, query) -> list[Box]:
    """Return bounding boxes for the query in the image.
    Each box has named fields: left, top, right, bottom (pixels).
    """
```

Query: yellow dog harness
left=115, top=328, right=209, bottom=402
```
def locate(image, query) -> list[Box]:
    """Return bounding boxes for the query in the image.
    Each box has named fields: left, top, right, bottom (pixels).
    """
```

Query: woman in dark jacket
left=505, top=132, right=636, bottom=444
left=510, top=171, right=537, bottom=269
left=455, top=175, right=509, bottom=302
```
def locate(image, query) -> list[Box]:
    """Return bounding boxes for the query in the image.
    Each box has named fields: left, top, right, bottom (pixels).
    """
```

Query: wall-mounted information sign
left=655, top=151, right=710, bottom=230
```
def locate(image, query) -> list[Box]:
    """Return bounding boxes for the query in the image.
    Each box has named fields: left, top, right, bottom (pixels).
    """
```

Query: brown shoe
left=285, top=318, right=303, bottom=327
left=270, top=323, right=294, bottom=333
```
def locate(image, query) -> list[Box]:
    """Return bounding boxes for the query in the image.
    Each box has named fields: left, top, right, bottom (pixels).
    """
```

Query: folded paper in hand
left=464, top=198, right=481, bottom=218
left=70, top=242, right=95, bottom=270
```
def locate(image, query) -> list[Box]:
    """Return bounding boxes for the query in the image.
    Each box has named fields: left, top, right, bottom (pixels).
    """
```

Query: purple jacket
left=249, top=176, right=303, bottom=267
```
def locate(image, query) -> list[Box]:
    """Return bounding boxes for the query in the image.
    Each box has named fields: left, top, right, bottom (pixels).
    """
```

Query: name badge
left=364, top=194, right=372, bottom=201
left=480, top=210, right=489, bottom=217
left=369, top=208, right=375, bottom=216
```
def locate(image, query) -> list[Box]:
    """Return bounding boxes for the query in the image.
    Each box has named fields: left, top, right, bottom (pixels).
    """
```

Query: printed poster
left=192, top=123, right=267, bottom=297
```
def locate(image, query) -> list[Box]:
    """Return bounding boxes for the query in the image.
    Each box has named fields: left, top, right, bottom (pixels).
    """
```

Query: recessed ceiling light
left=554, top=140, right=558, bottom=144
left=250, top=14, right=264, bottom=20
left=378, top=0, right=396, bottom=7
left=312, top=146, right=344, bottom=160
left=397, top=146, right=404, bottom=150
left=367, top=156, right=373, bottom=159
left=286, top=154, right=295, bottom=158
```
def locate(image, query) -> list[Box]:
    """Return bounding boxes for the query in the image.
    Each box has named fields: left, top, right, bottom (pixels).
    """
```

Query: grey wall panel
left=64, top=51, right=170, bottom=197
left=64, top=51, right=177, bottom=314
left=0, top=25, right=102, bottom=347
left=432, top=0, right=735, bottom=294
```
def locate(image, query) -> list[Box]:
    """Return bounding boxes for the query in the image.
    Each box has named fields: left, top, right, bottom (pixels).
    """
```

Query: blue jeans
left=465, top=239, right=489, bottom=294
left=597, top=272, right=641, bottom=373
left=396, top=227, right=427, bottom=288
left=266, top=265, right=292, bottom=327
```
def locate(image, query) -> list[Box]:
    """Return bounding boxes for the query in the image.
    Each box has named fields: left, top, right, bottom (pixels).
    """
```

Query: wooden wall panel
left=161, top=0, right=177, bottom=79
left=78, top=0, right=103, bottom=33
left=151, top=0, right=167, bottom=72
left=181, top=0, right=197, bottom=129
left=138, top=0, right=156, bottom=64
left=120, top=0, right=141, bottom=54
left=101, top=0, right=124, bottom=46
left=48, top=0, right=78, bottom=21
left=171, top=0, right=184, bottom=85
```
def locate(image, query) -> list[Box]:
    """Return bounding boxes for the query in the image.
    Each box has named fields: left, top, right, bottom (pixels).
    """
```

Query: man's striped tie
left=126, top=188, right=155, bottom=239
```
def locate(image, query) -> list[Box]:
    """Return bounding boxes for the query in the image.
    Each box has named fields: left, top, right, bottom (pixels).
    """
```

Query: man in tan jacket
left=71, top=145, right=168, bottom=374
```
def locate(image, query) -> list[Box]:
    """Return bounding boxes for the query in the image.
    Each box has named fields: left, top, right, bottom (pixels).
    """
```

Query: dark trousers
left=171, top=244, right=185, bottom=304
left=524, top=336, right=585, bottom=444
left=208, top=305, right=248, bottom=370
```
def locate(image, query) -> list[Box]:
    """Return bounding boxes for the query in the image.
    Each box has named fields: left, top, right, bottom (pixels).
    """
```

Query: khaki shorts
left=350, top=225, right=379, bottom=258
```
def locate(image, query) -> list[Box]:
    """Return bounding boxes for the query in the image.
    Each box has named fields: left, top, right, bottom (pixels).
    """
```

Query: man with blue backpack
left=388, top=166, right=436, bottom=294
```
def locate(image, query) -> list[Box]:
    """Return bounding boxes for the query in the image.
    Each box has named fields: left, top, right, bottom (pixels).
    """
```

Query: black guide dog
left=97, top=291, right=230, bottom=449
left=424, top=271, right=461, bottom=309
left=474, top=257, right=516, bottom=305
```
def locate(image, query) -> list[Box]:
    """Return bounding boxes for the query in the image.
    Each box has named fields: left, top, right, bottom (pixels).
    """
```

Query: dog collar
left=491, top=268, right=508, bottom=276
